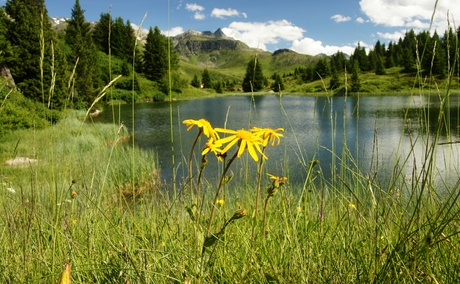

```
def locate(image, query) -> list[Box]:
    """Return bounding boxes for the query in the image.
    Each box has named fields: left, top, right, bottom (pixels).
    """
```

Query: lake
left=93, top=94, right=460, bottom=190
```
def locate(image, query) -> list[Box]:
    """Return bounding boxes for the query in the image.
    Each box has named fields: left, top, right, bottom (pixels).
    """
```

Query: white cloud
left=211, top=8, right=241, bottom=19
left=194, top=12, right=205, bottom=20
left=356, top=17, right=365, bottom=23
left=291, top=37, right=357, bottom=56
left=242, top=12, right=247, bottom=19
left=161, top=27, right=185, bottom=37
left=331, top=14, right=351, bottom=23
left=222, top=20, right=305, bottom=51
left=360, top=0, right=460, bottom=32
left=186, top=3, right=204, bottom=11
left=377, top=31, right=405, bottom=41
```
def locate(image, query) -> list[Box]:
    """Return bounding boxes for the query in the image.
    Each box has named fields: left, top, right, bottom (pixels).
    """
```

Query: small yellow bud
left=71, top=191, right=77, bottom=198
left=216, top=199, right=225, bottom=205
left=349, top=203, right=356, bottom=210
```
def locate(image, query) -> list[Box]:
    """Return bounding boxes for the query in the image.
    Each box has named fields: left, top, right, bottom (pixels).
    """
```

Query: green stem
left=189, top=130, right=202, bottom=205
left=252, top=146, right=266, bottom=244
left=199, top=151, right=238, bottom=279
left=262, top=195, right=270, bottom=243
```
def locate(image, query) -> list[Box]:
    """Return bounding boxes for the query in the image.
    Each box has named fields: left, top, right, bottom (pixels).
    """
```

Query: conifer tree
left=92, top=13, right=112, bottom=54
left=191, top=73, right=201, bottom=88
left=350, top=60, right=361, bottom=92
left=215, top=80, right=223, bottom=93
left=375, top=55, right=386, bottom=75
left=143, top=26, right=168, bottom=82
left=65, top=0, right=100, bottom=106
left=402, top=47, right=415, bottom=73
left=242, top=56, right=264, bottom=92
left=329, top=66, right=340, bottom=90
left=201, top=68, right=212, bottom=88
left=5, top=0, right=67, bottom=108
left=272, top=73, right=285, bottom=92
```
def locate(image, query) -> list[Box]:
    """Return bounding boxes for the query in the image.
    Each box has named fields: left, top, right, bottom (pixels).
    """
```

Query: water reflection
left=93, top=95, right=460, bottom=190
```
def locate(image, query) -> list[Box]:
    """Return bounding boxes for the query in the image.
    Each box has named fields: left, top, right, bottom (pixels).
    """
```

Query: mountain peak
left=175, top=28, right=227, bottom=39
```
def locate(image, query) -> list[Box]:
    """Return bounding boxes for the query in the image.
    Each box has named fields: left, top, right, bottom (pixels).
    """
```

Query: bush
left=109, top=89, right=139, bottom=103
left=0, top=91, right=61, bottom=134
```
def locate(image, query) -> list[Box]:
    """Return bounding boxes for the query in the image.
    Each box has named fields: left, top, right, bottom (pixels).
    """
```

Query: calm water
left=93, top=95, right=460, bottom=189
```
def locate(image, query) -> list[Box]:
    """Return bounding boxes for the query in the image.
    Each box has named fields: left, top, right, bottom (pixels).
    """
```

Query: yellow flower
left=349, top=203, right=356, bottom=210
left=183, top=119, right=219, bottom=141
left=216, top=199, right=225, bottom=205
left=215, top=128, right=266, bottom=162
left=297, top=207, right=302, bottom=213
left=70, top=220, right=77, bottom=224
left=202, top=139, right=223, bottom=161
left=251, top=127, right=284, bottom=147
left=71, top=191, right=77, bottom=198
left=267, top=173, right=287, bottom=188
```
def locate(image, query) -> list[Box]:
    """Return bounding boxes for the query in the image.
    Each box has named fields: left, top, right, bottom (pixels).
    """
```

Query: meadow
left=1, top=7, right=460, bottom=284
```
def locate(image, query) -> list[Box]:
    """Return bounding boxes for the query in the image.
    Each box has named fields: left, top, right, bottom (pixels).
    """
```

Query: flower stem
left=262, top=195, right=270, bottom=243
left=199, top=150, right=238, bottom=279
left=189, top=130, right=202, bottom=205
left=252, top=146, right=266, bottom=245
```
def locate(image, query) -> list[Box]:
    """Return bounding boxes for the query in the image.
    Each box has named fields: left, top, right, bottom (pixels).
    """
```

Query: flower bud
left=232, top=209, right=247, bottom=220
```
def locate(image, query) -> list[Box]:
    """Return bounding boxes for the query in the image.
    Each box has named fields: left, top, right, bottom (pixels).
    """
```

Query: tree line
left=294, top=28, right=460, bottom=92
left=0, top=0, right=180, bottom=109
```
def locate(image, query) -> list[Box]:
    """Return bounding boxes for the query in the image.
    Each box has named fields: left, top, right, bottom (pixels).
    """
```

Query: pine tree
left=375, top=55, right=386, bottom=75
left=201, top=68, right=212, bottom=88
left=65, top=0, right=100, bottom=106
left=92, top=13, right=111, bottom=54
left=272, top=73, right=285, bottom=92
left=402, top=47, right=415, bottom=73
left=350, top=60, right=361, bottom=92
left=329, top=66, right=340, bottom=90
left=142, top=26, right=168, bottom=82
left=215, top=80, right=223, bottom=93
left=5, top=0, right=67, bottom=108
left=242, top=56, right=264, bottom=92
left=314, top=57, right=330, bottom=80
left=191, top=73, right=201, bottom=88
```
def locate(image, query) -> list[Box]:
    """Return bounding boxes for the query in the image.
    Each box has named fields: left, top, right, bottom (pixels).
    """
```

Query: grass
left=2, top=6, right=460, bottom=283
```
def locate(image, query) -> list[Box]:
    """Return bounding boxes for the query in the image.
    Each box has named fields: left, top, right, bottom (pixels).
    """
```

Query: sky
left=3, top=0, right=459, bottom=56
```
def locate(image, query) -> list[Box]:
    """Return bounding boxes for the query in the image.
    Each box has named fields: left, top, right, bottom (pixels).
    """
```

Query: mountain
left=171, top=29, right=318, bottom=75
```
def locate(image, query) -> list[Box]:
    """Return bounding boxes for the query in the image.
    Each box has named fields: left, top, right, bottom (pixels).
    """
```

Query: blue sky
left=4, top=0, right=459, bottom=56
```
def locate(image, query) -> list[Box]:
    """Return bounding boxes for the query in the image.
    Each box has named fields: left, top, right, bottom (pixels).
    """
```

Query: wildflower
left=251, top=127, right=284, bottom=147
left=71, top=191, right=77, bottom=198
left=70, top=220, right=77, bottom=224
left=216, top=199, right=225, bottom=205
left=215, top=128, right=266, bottom=162
left=297, top=207, right=302, bottom=213
left=183, top=119, right=219, bottom=141
left=6, top=187, right=16, bottom=194
left=349, top=203, right=356, bottom=210
left=57, top=262, right=71, bottom=284
left=202, top=139, right=223, bottom=161
left=267, top=173, right=287, bottom=188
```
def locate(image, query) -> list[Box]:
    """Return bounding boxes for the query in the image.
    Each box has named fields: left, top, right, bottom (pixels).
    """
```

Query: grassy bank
left=1, top=88, right=460, bottom=283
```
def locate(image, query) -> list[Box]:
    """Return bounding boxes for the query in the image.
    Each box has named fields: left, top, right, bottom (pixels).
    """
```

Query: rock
left=5, top=157, right=38, bottom=166
left=89, top=109, right=101, bottom=117
left=0, top=63, right=16, bottom=90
